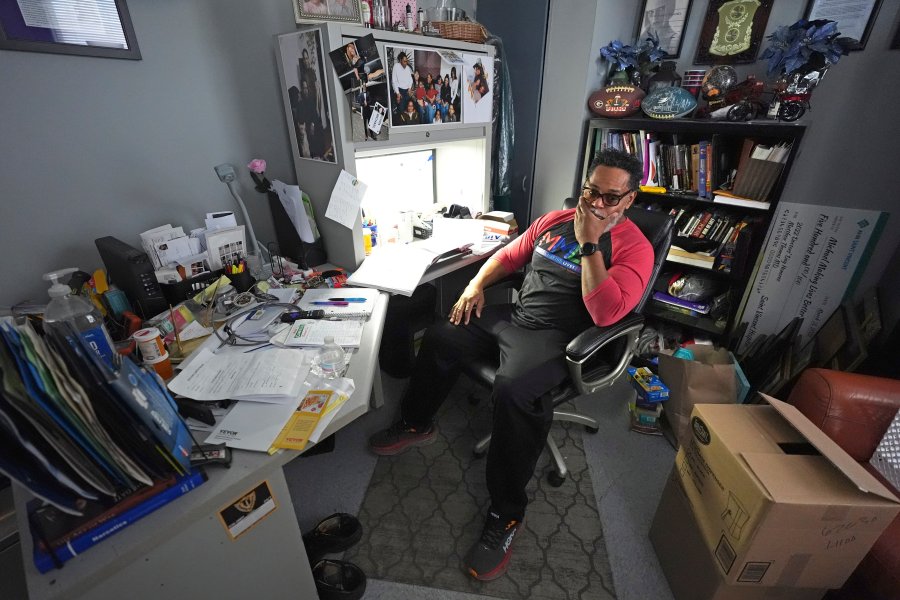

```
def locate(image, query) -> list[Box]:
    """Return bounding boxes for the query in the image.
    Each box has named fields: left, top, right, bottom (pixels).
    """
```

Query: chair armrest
left=483, top=271, right=525, bottom=292
left=787, top=368, right=900, bottom=461
left=567, top=313, right=644, bottom=363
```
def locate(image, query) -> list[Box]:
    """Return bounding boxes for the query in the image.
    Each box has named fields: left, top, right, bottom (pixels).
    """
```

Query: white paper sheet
left=167, top=347, right=308, bottom=402
left=204, top=385, right=309, bottom=451
left=205, top=211, right=238, bottom=231
left=272, top=180, right=315, bottom=243
left=325, top=170, right=367, bottom=229
left=285, top=319, right=364, bottom=347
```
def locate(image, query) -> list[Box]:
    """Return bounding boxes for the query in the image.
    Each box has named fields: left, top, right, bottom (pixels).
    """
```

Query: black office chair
left=461, top=200, right=674, bottom=486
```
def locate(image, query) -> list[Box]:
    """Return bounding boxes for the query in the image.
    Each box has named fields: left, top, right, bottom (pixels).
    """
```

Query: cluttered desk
left=6, top=202, right=513, bottom=598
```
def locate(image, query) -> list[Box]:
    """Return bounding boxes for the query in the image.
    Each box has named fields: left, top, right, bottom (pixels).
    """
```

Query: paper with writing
left=325, top=170, right=367, bottom=229
left=272, top=180, right=315, bottom=243
left=167, top=348, right=308, bottom=402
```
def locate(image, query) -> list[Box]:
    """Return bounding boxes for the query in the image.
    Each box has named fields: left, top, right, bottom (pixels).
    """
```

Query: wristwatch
left=580, top=242, right=598, bottom=256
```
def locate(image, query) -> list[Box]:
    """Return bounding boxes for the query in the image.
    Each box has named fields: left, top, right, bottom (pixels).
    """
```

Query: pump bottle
left=43, top=268, right=116, bottom=366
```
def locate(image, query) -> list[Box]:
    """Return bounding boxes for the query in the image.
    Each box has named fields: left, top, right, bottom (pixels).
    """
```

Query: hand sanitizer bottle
left=43, top=268, right=116, bottom=367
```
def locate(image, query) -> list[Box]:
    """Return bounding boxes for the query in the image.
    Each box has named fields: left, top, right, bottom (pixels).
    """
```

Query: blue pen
left=312, top=301, right=349, bottom=306
left=328, top=297, right=367, bottom=302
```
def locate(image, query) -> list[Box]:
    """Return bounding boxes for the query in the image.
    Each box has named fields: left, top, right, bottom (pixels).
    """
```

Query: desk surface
left=15, top=291, right=389, bottom=600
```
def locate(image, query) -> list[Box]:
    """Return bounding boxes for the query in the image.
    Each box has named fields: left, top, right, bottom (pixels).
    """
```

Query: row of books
left=596, top=130, right=725, bottom=195
left=595, top=129, right=793, bottom=205
left=0, top=316, right=202, bottom=571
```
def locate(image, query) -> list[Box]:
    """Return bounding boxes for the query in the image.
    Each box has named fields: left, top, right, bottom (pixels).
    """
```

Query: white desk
left=14, top=291, right=389, bottom=600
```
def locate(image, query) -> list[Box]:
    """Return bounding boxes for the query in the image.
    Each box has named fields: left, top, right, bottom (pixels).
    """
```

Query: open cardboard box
left=671, top=396, right=899, bottom=590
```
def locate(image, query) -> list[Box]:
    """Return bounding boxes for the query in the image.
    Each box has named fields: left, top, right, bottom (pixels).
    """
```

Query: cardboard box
left=650, top=470, right=828, bottom=600
left=627, top=366, right=670, bottom=402
left=478, top=211, right=518, bottom=239
left=675, top=396, right=900, bottom=589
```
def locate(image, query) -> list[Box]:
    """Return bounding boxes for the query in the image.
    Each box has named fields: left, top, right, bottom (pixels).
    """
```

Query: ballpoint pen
left=328, top=298, right=367, bottom=302
left=312, top=301, right=349, bottom=306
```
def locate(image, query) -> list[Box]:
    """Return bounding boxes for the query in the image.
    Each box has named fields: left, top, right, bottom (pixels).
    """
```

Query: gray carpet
left=343, top=376, right=616, bottom=600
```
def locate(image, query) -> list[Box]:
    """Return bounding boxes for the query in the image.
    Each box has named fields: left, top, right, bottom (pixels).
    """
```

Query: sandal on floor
left=312, top=559, right=367, bottom=600
left=302, top=513, right=363, bottom=562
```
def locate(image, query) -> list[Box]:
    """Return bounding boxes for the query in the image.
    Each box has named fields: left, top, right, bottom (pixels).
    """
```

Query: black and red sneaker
left=368, top=421, right=437, bottom=456
left=463, top=510, right=524, bottom=581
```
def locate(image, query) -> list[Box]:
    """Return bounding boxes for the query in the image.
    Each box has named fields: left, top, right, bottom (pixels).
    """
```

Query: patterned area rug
left=344, top=377, right=616, bottom=599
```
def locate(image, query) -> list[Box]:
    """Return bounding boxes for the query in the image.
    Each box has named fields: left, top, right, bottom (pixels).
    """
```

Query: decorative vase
left=646, top=61, right=682, bottom=95
left=608, top=68, right=632, bottom=85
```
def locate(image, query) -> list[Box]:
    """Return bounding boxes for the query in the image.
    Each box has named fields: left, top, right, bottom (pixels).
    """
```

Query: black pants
left=400, top=305, right=570, bottom=520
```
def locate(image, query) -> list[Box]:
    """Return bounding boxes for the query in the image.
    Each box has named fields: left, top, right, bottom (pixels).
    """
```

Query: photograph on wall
left=293, top=0, right=363, bottom=24
left=461, top=54, right=492, bottom=124
left=278, top=30, right=337, bottom=163
left=636, top=0, right=693, bottom=58
left=386, top=45, right=463, bottom=128
left=328, top=34, right=390, bottom=142
left=694, top=0, right=773, bottom=65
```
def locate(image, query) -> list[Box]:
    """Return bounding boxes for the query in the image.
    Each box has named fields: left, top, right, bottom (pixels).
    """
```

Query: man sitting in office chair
left=369, top=148, right=654, bottom=580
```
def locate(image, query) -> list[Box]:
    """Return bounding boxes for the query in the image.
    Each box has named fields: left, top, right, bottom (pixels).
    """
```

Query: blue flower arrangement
left=600, top=33, right=667, bottom=72
left=759, top=19, right=853, bottom=77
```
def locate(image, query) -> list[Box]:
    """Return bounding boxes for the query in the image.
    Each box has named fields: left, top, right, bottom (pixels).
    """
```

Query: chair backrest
left=561, top=198, right=674, bottom=314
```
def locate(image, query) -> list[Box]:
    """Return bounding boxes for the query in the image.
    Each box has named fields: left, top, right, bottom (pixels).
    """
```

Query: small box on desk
left=627, top=366, right=669, bottom=403
left=478, top=211, right=518, bottom=240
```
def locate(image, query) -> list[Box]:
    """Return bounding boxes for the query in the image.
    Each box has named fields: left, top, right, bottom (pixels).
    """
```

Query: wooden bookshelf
left=581, top=117, right=807, bottom=347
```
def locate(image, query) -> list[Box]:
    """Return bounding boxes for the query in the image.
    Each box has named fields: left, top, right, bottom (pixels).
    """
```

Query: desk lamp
left=213, top=163, right=267, bottom=272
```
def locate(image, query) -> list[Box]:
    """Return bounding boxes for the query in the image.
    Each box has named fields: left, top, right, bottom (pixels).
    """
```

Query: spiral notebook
left=295, top=287, right=380, bottom=318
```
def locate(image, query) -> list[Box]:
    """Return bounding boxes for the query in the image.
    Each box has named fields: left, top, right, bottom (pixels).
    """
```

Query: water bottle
left=43, top=268, right=116, bottom=367
left=314, top=336, right=346, bottom=379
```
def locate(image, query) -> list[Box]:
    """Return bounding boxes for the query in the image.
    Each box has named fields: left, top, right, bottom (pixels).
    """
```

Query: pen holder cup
left=229, top=270, right=255, bottom=293
left=160, top=269, right=225, bottom=305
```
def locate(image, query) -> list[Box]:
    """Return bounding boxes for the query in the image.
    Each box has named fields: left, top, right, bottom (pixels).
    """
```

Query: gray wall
left=1, top=0, right=298, bottom=308
left=533, top=0, right=900, bottom=335
left=3, top=0, right=898, bottom=334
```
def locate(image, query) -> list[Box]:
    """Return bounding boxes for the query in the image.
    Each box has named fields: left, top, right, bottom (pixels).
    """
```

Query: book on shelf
left=698, top=141, right=708, bottom=198
left=652, top=291, right=711, bottom=314
left=29, top=469, right=207, bottom=573
left=667, top=246, right=716, bottom=268
left=713, top=191, right=771, bottom=210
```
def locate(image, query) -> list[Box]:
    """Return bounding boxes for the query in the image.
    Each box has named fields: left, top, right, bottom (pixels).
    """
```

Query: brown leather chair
left=787, top=368, right=900, bottom=600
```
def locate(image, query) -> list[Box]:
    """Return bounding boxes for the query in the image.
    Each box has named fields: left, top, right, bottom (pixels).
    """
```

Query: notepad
left=296, top=287, right=379, bottom=318
left=284, top=319, right=364, bottom=347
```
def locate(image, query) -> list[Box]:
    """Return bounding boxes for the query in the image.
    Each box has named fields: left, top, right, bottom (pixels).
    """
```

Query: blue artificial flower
left=600, top=39, right=639, bottom=71
left=759, top=19, right=851, bottom=76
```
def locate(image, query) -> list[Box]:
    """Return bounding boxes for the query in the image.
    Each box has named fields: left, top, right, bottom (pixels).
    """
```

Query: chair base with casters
left=461, top=203, right=674, bottom=487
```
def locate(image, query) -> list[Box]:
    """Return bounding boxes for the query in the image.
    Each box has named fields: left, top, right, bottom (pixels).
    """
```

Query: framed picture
left=277, top=30, right=337, bottom=163
left=0, top=0, right=140, bottom=60
left=636, top=0, right=693, bottom=58
left=293, top=0, right=362, bottom=24
left=805, top=0, right=882, bottom=51
left=694, top=0, right=773, bottom=65
left=386, top=44, right=464, bottom=128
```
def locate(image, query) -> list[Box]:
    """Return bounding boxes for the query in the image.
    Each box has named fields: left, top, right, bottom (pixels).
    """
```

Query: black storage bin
left=379, top=284, right=437, bottom=378
left=160, top=269, right=225, bottom=305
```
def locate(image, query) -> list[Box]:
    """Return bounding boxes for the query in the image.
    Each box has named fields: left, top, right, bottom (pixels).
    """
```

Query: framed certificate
left=805, top=0, right=883, bottom=51
left=0, top=0, right=140, bottom=60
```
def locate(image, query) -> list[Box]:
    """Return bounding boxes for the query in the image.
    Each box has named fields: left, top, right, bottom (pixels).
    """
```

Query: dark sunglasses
left=581, top=183, right=634, bottom=207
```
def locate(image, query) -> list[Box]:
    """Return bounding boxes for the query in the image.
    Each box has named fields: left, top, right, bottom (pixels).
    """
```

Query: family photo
left=278, top=30, right=337, bottom=163
left=461, top=54, right=492, bottom=124
left=329, top=34, right=390, bottom=142
left=386, top=45, right=463, bottom=127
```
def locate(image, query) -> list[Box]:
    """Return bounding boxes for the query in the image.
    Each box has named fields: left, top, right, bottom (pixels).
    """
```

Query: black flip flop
left=302, top=513, right=363, bottom=562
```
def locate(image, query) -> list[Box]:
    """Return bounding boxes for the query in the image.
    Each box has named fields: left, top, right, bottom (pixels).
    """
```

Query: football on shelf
left=641, top=86, right=697, bottom=119
left=588, top=84, right=645, bottom=118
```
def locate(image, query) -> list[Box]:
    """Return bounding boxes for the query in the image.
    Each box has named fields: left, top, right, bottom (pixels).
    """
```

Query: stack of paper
left=167, top=348, right=309, bottom=403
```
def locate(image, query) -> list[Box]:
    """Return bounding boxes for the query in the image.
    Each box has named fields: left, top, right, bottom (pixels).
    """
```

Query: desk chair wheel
left=584, top=424, right=600, bottom=434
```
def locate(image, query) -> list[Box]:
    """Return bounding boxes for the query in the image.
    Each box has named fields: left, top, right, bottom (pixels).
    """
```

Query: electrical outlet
left=214, top=163, right=236, bottom=183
